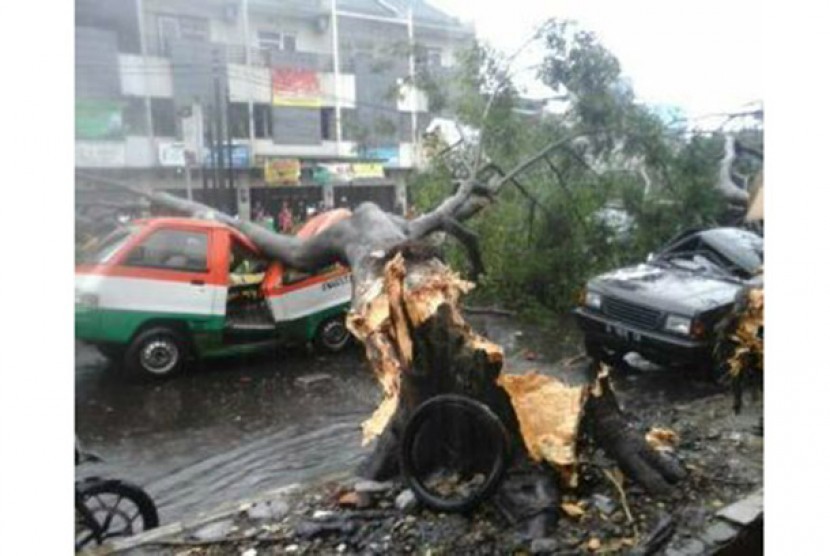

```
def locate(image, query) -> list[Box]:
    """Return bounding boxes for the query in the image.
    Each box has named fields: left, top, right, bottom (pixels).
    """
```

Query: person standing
left=278, top=200, right=294, bottom=233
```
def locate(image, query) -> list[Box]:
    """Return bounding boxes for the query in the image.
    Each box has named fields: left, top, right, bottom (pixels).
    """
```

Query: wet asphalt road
left=75, top=314, right=584, bottom=524
left=75, top=343, right=378, bottom=523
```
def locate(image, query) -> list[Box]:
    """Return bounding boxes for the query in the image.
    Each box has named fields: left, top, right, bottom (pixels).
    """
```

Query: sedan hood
left=589, top=263, right=743, bottom=315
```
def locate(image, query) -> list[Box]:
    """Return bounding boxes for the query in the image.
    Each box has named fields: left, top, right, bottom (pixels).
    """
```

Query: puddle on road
left=76, top=344, right=378, bottom=523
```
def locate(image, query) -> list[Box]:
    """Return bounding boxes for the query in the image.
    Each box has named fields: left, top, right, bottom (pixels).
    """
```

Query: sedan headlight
left=584, top=291, right=602, bottom=310
left=664, top=314, right=692, bottom=335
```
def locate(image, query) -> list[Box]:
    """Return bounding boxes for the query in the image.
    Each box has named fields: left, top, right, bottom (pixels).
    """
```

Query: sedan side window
left=123, top=229, right=208, bottom=272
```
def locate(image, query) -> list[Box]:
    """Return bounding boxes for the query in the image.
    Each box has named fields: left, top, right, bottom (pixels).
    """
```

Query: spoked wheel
left=400, top=394, right=510, bottom=513
left=75, top=479, right=159, bottom=551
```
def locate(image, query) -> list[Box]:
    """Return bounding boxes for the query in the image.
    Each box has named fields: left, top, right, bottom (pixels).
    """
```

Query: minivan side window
left=123, top=229, right=209, bottom=272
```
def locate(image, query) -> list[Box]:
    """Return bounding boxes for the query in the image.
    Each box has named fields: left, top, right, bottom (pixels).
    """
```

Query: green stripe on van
left=75, top=306, right=225, bottom=346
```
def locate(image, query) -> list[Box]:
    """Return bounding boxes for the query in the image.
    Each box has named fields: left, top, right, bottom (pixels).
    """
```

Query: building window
left=253, top=104, right=272, bottom=139
left=283, top=35, right=296, bottom=52
left=123, top=97, right=148, bottom=136
left=151, top=98, right=177, bottom=137
left=157, top=14, right=209, bottom=56
left=416, top=46, right=443, bottom=70
left=321, top=108, right=335, bottom=141
left=258, top=31, right=297, bottom=53
left=229, top=103, right=250, bottom=139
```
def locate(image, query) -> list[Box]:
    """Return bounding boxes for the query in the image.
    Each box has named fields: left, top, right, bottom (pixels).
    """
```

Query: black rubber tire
left=313, top=315, right=352, bottom=353
left=75, top=479, right=159, bottom=550
left=124, top=326, right=188, bottom=378
left=400, top=394, right=510, bottom=514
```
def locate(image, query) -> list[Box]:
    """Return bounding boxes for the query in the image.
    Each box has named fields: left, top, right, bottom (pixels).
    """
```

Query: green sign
left=76, top=100, right=124, bottom=140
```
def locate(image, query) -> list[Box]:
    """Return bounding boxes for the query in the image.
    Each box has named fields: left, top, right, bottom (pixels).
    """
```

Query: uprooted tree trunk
left=346, top=248, right=685, bottom=534
left=76, top=134, right=685, bottom=535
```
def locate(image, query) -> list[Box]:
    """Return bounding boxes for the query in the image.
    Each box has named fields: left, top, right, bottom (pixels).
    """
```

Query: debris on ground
left=645, top=427, right=680, bottom=453
left=294, top=373, right=334, bottom=389
left=108, top=378, right=762, bottom=556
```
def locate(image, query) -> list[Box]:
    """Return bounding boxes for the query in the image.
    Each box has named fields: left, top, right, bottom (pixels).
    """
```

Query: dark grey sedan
left=573, top=227, right=763, bottom=372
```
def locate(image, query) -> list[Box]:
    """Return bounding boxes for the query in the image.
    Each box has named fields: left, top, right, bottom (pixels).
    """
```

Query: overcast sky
left=430, top=0, right=762, bottom=120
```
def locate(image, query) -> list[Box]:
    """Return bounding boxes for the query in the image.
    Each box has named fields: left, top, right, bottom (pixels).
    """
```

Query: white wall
left=252, top=139, right=357, bottom=158
left=76, top=141, right=126, bottom=168
left=319, top=72, right=356, bottom=108
left=227, top=64, right=271, bottom=103
left=119, top=54, right=173, bottom=97
left=396, top=82, right=429, bottom=112
left=397, top=142, right=417, bottom=169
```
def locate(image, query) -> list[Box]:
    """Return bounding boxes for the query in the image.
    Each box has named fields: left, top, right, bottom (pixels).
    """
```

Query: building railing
left=148, top=40, right=352, bottom=73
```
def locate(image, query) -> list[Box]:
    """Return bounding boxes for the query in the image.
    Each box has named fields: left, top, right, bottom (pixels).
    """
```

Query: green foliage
left=408, top=19, right=745, bottom=315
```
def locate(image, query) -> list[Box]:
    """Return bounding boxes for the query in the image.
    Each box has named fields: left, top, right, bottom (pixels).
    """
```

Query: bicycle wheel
left=75, top=479, right=159, bottom=551
left=400, top=394, right=510, bottom=513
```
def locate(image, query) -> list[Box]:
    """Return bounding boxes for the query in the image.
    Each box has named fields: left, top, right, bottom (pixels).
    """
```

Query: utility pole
left=226, top=81, right=235, bottom=191
left=242, top=0, right=255, bottom=150
left=407, top=6, right=418, bottom=155
left=331, top=0, right=343, bottom=151
left=134, top=0, right=154, bottom=158
left=207, top=103, right=218, bottom=191
left=212, top=46, right=226, bottom=190
left=184, top=153, right=193, bottom=201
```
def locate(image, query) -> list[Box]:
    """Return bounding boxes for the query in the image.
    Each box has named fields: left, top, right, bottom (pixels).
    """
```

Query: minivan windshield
left=79, top=225, right=139, bottom=265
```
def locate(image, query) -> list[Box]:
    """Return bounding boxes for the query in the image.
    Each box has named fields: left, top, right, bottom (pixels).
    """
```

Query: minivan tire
left=125, top=326, right=188, bottom=378
left=314, top=315, right=351, bottom=353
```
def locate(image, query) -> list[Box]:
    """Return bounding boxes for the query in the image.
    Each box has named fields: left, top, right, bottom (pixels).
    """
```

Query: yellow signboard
left=351, top=163, right=385, bottom=179
left=264, top=158, right=301, bottom=185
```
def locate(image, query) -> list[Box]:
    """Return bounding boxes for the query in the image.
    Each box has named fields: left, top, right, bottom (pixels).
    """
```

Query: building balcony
left=118, top=47, right=357, bottom=107
left=223, top=45, right=351, bottom=72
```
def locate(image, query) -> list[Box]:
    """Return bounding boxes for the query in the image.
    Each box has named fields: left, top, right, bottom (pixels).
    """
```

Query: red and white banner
left=271, top=67, right=321, bottom=107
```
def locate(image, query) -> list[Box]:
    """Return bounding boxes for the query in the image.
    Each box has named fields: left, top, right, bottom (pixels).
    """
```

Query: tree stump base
left=348, top=252, right=686, bottom=537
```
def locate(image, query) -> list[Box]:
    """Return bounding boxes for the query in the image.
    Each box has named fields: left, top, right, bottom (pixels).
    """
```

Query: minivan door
left=108, top=226, right=220, bottom=341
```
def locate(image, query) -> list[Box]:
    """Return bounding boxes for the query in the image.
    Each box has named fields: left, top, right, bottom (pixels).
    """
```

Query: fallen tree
left=80, top=130, right=686, bottom=535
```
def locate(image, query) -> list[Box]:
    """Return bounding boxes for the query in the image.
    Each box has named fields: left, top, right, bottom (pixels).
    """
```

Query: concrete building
left=75, top=0, right=474, bottom=219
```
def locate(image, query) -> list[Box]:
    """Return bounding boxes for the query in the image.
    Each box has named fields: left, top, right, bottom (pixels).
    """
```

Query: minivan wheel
left=125, top=327, right=188, bottom=378
left=314, top=316, right=351, bottom=353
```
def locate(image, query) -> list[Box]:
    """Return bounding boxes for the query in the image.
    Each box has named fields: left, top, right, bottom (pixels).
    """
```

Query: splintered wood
left=498, top=372, right=589, bottom=487
left=727, top=287, right=764, bottom=377
left=348, top=253, right=598, bottom=486
left=347, top=253, right=502, bottom=445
